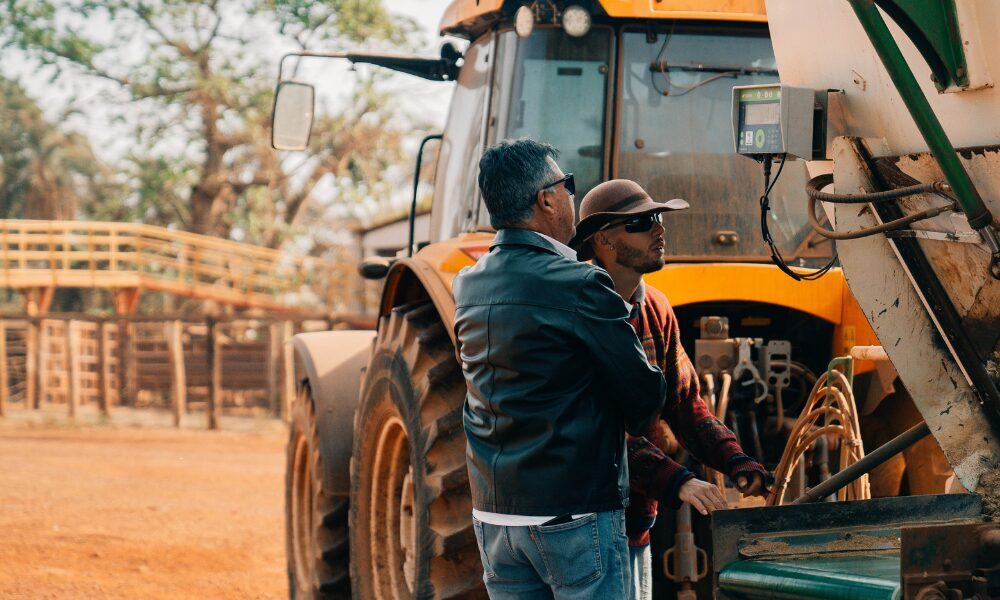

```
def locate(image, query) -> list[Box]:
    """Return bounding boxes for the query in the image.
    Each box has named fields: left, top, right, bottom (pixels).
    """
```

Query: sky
left=390, top=0, right=453, bottom=39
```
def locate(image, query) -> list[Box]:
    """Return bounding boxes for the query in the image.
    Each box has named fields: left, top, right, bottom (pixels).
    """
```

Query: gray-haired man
left=453, top=139, right=667, bottom=599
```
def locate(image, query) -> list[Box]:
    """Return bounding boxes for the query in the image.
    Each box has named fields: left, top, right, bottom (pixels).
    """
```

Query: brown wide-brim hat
left=569, top=179, right=689, bottom=260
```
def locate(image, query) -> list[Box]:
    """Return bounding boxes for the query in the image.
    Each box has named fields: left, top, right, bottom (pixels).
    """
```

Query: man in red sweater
left=569, top=179, right=771, bottom=599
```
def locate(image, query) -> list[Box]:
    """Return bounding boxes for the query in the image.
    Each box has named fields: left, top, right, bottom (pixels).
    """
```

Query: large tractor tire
left=286, top=383, right=351, bottom=599
left=350, top=301, right=485, bottom=599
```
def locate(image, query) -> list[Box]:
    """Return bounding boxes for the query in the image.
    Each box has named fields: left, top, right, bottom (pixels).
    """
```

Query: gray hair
left=477, top=139, right=559, bottom=229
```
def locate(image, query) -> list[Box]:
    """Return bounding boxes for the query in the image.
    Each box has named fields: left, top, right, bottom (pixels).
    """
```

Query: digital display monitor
left=744, top=101, right=779, bottom=126
left=733, top=83, right=821, bottom=159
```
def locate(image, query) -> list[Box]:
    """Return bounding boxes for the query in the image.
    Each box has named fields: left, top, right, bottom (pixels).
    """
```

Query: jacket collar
left=491, top=228, right=577, bottom=260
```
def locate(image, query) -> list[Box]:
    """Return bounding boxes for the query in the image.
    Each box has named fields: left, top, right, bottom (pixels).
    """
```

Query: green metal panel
left=718, top=556, right=901, bottom=600
left=874, top=0, right=968, bottom=90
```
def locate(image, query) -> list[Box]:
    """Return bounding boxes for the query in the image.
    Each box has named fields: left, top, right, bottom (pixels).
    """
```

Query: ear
left=594, top=231, right=615, bottom=249
left=536, top=189, right=558, bottom=216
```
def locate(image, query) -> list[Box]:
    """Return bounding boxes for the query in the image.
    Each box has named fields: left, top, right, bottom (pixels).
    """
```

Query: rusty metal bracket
left=901, top=522, right=1000, bottom=599
left=884, top=229, right=984, bottom=244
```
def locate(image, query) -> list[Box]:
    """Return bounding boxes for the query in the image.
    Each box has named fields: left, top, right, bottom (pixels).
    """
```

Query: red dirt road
left=0, top=417, right=288, bottom=599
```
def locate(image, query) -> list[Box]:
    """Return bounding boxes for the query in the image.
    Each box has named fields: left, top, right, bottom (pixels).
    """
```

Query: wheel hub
left=369, top=414, right=413, bottom=599
left=401, top=469, right=416, bottom=593
left=290, top=432, right=315, bottom=591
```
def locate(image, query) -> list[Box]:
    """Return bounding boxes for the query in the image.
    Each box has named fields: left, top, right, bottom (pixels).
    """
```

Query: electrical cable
left=650, top=27, right=739, bottom=97
left=759, top=156, right=838, bottom=281
left=806, top=174, right=959, bottom=240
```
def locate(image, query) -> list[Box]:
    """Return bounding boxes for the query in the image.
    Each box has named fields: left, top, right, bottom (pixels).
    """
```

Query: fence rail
left=0, top=315, right=341, bottom=428
left=0, top=220, right=357, bottom=312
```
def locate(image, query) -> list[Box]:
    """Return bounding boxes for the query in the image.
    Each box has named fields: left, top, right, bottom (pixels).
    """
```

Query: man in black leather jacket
left=454, top=139, right=667, bottom=599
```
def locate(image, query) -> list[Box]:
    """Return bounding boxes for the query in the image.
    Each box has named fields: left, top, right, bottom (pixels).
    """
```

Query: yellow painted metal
left=600, top=0, right=766, bottom=21
left=439, top=0, right=505, bottom=35
left=414, top=232, right=494, bottom=290
left=836, top=280, right=881, bottom=373
left=440, top=0, right=766, bottom=35
left=644, top=263, right=845, bottom=323
left=644, top=263, right=879, bottom=373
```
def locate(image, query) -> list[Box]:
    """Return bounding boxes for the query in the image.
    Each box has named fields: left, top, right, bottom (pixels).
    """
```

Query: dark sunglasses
left=602, top=212, right=662, bottom=234
left=538, top=173, right=575, bottom=197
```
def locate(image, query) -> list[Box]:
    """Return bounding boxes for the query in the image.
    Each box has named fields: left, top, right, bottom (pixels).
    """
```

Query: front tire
left=286, top=384, right=351, bottom=599
left=350, top=301, right=485, bottom=599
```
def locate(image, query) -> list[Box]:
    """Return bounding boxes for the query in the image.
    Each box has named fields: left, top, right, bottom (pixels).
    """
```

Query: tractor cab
left=429, top=0, right=830, bottom=269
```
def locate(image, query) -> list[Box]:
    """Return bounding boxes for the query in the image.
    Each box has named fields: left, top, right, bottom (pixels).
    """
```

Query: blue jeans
left=472, top=511, right=630, bottom=599
left=628, top=543, right=652, bottom=600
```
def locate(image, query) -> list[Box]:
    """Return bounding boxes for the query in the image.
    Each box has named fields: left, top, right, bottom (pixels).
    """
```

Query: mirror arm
left=277, top=52, right=350, bottom=83
left=409, top=134, right=444, bottom=257
left=277, top=50, right=460, bottom=84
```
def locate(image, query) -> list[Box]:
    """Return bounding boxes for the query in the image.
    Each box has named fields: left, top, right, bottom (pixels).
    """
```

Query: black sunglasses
left=538, top=173, right=575, bottom=197
left=602, top=212, right=662, bottom=234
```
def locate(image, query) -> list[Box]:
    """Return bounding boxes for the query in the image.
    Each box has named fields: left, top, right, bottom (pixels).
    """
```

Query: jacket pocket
left=533, top=514, right=603, bottom=586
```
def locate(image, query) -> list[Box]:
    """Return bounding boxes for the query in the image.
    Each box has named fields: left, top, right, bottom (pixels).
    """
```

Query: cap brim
left=569, top=198, right=689, bottom=260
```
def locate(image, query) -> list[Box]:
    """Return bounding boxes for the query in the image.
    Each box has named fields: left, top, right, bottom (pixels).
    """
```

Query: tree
left=1, top=0, right=419, bottom=245
left=0, top=75, right=118, bottom=220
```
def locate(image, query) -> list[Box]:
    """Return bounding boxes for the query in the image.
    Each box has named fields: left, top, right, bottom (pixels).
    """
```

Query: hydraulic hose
left=773, top=386, right=784, bottom=432
left=702, top=373, right=716, bottom=415
left=806, top=173, right=950, bottom=204
left=716, top=372, right=732, bottom=422
left=807, top=174, right=957, bottom=240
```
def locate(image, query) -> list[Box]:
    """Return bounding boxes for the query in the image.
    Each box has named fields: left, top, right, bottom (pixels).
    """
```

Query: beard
left=615, top=241, right=665, bottom=274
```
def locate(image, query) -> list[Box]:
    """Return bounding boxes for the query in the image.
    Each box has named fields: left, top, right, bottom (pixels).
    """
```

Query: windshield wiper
left=649, top=63, right=779, bottom=76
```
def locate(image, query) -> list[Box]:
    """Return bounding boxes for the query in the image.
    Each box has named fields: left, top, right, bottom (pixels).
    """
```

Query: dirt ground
left=0, top=407, right=288, bottom=599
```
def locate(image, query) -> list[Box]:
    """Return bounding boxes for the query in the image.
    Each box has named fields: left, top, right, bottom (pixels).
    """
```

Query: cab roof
left=440, top=0, right=767, bottom=38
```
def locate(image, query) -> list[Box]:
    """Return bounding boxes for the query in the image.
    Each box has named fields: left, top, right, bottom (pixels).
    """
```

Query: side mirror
left=271, top=81, right=315, bottom=151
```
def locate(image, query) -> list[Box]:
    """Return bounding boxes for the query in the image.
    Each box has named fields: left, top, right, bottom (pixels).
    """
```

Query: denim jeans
left=628, top=543, right=652, bottom=600
left=472, top=510, right=630, bottom=599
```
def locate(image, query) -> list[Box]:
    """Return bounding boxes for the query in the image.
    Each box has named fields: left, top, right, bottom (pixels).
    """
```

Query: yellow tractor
left=273, top=1, right=887, bottom=598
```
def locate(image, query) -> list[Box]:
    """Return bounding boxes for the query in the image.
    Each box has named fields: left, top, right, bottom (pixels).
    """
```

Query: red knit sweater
left=624, top=282, right=769, bottom=546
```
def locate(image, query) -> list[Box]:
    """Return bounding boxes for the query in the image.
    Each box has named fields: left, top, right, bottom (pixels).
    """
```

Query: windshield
left=492, top=28, right=612, bottom=208
left=617, top=28, right=831, bottom=263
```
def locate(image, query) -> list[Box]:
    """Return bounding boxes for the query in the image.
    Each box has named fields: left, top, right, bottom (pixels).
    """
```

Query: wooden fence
left=0, top=315, right=340, bottom=427
left=0, top=220, right=359, bottom=312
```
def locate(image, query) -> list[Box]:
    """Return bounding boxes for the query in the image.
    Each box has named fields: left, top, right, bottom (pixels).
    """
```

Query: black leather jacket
left=453, top=228, right=667, bottom=515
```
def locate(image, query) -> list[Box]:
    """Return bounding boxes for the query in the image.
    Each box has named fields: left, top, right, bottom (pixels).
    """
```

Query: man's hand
left=678, top=479, right=727, bottom=516
left=735, top=472, right=767, bottom=497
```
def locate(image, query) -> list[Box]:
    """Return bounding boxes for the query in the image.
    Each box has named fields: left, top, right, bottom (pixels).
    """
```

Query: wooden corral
left=0, top=220, right=359, bottom=314
left=0, top=315, right=340, bottom=428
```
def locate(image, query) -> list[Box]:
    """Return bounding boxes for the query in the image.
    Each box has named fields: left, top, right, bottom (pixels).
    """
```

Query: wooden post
left=118, top=319, right=134, bottom=407
left=207, top=318, right=221, bottom=430
left=281, top=320, right=295, bottom=421
left=96, top=321, right=110, bottom=417
left=167, top=320, right=187, bottom=427
left=0, top=320, right=7, bottom=417
left=23, top=287, right=54, bottom=317
left=67, top=320, right=81, bottom=419
left=25, top=320, right=38, bottom=409
left=37, top=319, right=49, bottom=408
left=267, top=322, right=281, bottom=417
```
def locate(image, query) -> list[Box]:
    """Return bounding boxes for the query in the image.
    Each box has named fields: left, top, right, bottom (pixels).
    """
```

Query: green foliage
left=0, top=0, right=421, bottom=246
left=0, top=75, right=120, bottom=219
left=263, top=0, right=416, bottom=47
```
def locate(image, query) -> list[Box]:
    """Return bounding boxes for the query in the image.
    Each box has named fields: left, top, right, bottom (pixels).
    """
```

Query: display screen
left=744, top=101, right=779, bottom=126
